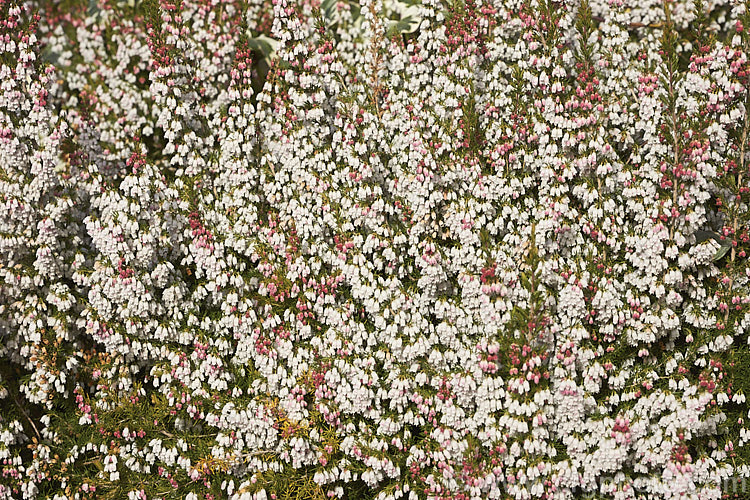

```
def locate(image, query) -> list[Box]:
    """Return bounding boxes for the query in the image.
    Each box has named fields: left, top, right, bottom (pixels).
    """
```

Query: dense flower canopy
left=1, top=0, right=750, bottom=498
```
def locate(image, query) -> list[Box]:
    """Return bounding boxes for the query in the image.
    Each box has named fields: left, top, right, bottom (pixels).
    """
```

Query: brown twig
left=367, top=2, right=385, bottom=120
left=12, top=391, right=42, bottom=442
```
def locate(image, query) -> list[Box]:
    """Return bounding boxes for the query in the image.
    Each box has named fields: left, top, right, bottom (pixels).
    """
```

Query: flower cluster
left=1, top=0, right=750, bottom=498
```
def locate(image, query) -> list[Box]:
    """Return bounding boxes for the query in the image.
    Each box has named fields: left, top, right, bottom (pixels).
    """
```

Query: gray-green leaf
left=246, top=35, right=279, bottom=58
left=695, top=229, right=722, bottom=244
left=88, top=0, right=101, bottom=16
left=713, top=244, right=732, bottom=262
left=322, top=0, right=338, bottom=21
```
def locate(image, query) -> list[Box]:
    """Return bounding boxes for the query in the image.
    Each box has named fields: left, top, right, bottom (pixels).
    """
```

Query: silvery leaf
left=713, top=244, right=732, bottom=262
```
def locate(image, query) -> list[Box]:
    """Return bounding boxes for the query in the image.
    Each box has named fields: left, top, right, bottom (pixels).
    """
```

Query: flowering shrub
left=2, top=0, right=750, bottom=498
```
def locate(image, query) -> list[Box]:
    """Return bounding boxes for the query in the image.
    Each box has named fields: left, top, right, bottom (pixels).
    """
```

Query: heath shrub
left=1, top=0, right=750, bottom=498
